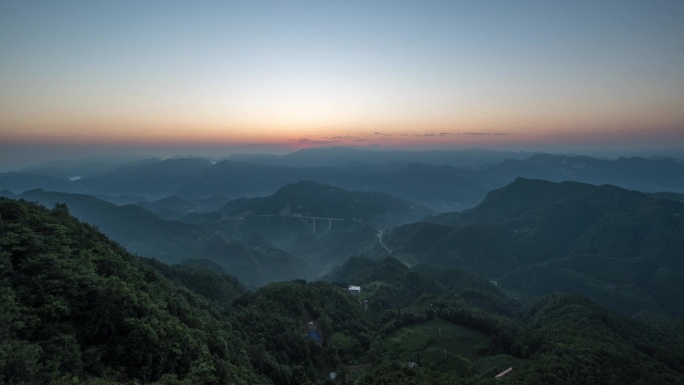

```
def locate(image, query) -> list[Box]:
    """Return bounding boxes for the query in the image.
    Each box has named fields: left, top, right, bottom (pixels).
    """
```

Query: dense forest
left=2, top=197, right=684, bottom=384
left=386, top=178, right=684, bottom=318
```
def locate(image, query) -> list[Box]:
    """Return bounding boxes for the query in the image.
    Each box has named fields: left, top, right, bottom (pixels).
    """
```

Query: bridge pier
left=297, top=215, right=344, bottom=234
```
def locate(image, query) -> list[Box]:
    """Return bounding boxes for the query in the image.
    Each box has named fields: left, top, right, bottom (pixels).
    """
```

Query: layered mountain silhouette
left=8, top=189, right=309, bottom=287
left=224, top=147, right=537, bottom=167
left=6, top=150, right=683, bottom=213
left=221, top=180, right=432, bottom=225
left=188, top=181, right=428, bottom=276
left=488, top=154, right=684, bottom=193
left=386, top=178, right=684, bottom=317
left=4, top=150, right=684, bottom=317
left=3, top=187, right=684, bottom=384
left=13, top=189, right=210, bottom=263
left=9, top=180, right=430, bottom=286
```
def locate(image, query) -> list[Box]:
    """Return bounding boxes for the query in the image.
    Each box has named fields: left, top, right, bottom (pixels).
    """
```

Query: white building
left=348, top=285, right=361, bottom=294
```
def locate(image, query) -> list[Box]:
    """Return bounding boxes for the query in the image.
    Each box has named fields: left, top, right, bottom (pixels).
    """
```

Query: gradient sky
left=1, top=0, right=684, bottom=168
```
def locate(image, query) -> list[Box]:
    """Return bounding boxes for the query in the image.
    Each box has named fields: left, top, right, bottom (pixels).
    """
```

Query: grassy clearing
left=384, top=327, right=434, bottom=356
left=472, top=354, right=530, bottom=378
left=381, top=318, right=492, bottom=373
left=330, top=331, right=358, bottom=350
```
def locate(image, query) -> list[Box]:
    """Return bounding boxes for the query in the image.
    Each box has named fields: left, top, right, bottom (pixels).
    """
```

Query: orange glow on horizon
left=3, top=120, right=683, bottom=153
left=2, top=96, right=683, bottom=151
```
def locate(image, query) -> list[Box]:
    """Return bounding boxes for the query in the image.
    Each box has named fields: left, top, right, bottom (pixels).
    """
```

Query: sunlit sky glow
left=1, top=0, right=683, bottom=168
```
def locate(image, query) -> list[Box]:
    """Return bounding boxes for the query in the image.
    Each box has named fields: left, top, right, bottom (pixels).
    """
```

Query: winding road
left=377, top=230, right=392, bottom=255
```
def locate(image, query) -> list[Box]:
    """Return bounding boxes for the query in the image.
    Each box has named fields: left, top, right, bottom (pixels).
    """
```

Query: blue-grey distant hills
left=7, top=189, right=310, bottom=288
left=184, top=181, right=430, bottom=277
left=0, top=172, right=71, bottom=193
left=221, top=180, right=432, bottom=226
left=8, top=181, right=428, bottom=286
left=224, top=147, right=537, bottom=167
left=384, top=178, right=684, bottom=317
left=487, top=154, right=684, bottom=193
left=2, top=150, right=684, bottom=212
left=13, top=189, right=209, bottom=262
left=19, top=157, right=158, bottom=179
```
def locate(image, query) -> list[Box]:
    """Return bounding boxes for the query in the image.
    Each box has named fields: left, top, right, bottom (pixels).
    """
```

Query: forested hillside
left=2, top=197, right=684, bottom=384
left=221, top=180, right=432, bottom=226
left=387, top=178, right=684, bottom=317
left=5, top=190, right=314, bottom=288
left=4, top=182, right=431, bottom=287
left=0, top=198, right=264, bottom=384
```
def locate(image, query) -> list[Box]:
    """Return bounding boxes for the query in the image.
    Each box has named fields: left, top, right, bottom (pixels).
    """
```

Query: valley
left=2, top=149, right=684, bottom=384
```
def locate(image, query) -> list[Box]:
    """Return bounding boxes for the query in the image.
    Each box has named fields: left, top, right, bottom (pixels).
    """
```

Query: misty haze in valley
left=3, top=147, right=684, bottom=384
left=3, top=148, right=684, bottom=303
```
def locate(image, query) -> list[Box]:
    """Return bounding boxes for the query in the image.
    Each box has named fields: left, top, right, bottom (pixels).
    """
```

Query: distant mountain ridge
left=222, top=180, right=432, bottom=225
left=186, top=181, right=427, bottom=277
left=15, top=189, right=210, bottom=263
left=386, top=178, right=684, bottom=317
left=225, top=147, right=538, bottom=167
left=5, top=151, right=684, bottom=213
left=488, top=154, right=684, bottom=193
left=10, top=189, right=310, bottom=287
left=11, top=182, right=423, bottom=287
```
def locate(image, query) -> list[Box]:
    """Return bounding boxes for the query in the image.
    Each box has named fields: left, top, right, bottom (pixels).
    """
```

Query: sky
left=1, top=0, right=683, bottom=169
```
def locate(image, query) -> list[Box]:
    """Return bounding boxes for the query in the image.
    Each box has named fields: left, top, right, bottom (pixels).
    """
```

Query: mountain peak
left=224, top=180, right=431, bottom=225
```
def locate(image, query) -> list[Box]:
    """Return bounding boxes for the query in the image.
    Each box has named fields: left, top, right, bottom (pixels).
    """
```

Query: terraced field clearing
left=382, top=318, right=491, bottom=372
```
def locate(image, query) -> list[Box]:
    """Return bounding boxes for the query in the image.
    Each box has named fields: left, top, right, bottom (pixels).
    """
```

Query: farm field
left=382, top=318, right=530, bottom=376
